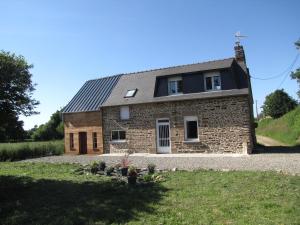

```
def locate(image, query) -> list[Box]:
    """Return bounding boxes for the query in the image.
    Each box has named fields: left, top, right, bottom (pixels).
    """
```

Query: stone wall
left=102, top=95, right=253, bottom=154
left=63, top=111, right=103, bottom=154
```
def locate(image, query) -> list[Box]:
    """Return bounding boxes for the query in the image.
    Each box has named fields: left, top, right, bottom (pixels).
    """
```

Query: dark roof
left=103, top=58, right=238, bottom=106
left=62, top=74, right=121, bottom=113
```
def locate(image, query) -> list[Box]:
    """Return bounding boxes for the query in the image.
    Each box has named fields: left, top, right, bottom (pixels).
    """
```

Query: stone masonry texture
left=102, top=95, right=253, bottom=154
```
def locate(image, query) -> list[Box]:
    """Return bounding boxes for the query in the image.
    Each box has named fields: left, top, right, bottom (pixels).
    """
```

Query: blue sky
left=1, top=0, right=299, bottom=129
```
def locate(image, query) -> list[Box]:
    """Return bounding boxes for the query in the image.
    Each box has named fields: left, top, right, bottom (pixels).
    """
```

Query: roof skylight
left=125, top=89, right=137, bottom=98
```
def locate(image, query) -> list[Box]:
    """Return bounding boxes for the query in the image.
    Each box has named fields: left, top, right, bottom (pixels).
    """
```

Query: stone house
left=62, top=44, right=255, bottom=154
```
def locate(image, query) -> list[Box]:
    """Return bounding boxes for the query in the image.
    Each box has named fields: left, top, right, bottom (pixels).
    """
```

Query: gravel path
left=22, top=152, right=300, bottom=175
left=256, top=135, right=288, bottom=146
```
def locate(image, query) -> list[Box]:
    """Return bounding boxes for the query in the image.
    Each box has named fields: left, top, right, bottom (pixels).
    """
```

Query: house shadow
left=0, top=175, right=168, bottom=225
left=253, top=144, right=300, bottom=154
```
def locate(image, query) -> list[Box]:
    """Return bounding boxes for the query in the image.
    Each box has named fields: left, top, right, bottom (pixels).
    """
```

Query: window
left=168, top=76, right=183, bottom=95
left=125, top=89, right=137, bottom=98
left=111, top=130, right=126, bottom=141
left=204, top=73, right=221, bottom=91
left=69, top=133, right=74, bottom=149
left=184, top=116, right=199, bottom=141
left=120, top=106, right=130, bottom=120
left=92, top=132, right=98, bottom=149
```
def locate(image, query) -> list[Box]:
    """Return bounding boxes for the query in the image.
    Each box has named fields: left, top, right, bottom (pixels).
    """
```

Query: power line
left=250, top=53, right=300, bottom=80
left=277, top=53, right=300, bottom=89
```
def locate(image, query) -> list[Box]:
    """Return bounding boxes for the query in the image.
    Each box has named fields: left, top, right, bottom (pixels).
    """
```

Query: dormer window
left=125, top=89, right=137, bottom=98
left=204, top=73, right=221, bottom=91
left=168, top=76, right=183, bottom=95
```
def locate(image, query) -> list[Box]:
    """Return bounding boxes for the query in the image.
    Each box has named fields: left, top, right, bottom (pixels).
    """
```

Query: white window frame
left=204, top=72, right=221, bottom=91
left=111, top=130, right=126, bottom=142
left=168, top=76, right=183, bottom=95
left=120, top=106, right=130, bottom=120
left=184, top=116, right=199, bottom=142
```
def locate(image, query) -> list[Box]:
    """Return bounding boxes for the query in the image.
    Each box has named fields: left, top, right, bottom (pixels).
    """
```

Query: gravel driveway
left=22, top=151, right=300, bottom=175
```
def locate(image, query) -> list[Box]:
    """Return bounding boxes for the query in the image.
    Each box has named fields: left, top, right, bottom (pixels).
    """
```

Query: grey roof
left=62, top=74, right=121, bottom=113
left=102, top=58, right=241, bottom=107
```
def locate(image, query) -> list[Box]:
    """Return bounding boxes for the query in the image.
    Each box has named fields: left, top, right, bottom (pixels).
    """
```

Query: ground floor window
left=111, top=130, right=126, bottom=141
left=92, top=132, right=98, bottom=149
left=184, top=116, right=199, bottom=141
left=70, top=133, right=74, bottom=149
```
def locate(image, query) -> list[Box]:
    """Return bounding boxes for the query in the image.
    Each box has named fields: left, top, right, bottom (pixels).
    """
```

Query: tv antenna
left=235, top=31, right=247, bottom=45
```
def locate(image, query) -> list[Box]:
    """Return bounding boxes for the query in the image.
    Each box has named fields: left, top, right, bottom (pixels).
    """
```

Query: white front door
left=156, top=119, right=171, bottom=153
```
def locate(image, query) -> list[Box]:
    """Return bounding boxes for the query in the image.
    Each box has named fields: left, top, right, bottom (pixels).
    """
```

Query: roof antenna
left=235, top=31, right=247, bottom=46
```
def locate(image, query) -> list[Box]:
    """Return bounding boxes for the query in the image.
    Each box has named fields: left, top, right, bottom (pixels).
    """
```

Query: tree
left=0, top=51, right=39, bottom=141
left=262, top=89, right=298, bottom=119
left=291, top=68, right=300, bottom=98
left=290, top=39, right=300, bottom=98
left=31, top=110, right=64, bottom=141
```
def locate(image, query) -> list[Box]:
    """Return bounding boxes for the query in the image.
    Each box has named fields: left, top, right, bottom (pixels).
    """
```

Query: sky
left=0, top=0, right=299, bottom=130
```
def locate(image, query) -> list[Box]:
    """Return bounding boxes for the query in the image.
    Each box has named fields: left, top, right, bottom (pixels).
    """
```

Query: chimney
left=234, top=44, right=246, bottom=64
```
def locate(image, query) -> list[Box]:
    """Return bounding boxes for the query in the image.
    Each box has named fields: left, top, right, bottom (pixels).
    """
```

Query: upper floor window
left=120, top=106, right=130, bottom=120
left=204, top=73, right=221, bottom=91
left=168, top=76, right=183, bottom=95
left=125, top=89, right=137, bottom=98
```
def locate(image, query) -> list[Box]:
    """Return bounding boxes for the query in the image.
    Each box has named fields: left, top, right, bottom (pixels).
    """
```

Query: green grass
left=256, top=106, right=300, bottom=145
left=0, top=162, right=299, bottom=225
left=0, top=140, right=64, bottom=161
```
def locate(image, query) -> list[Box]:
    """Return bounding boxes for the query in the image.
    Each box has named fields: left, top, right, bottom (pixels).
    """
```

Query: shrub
left=90, top=162, right=99, bottom=174
left=147, top=163, right=156, bottom=174
left=106, top=166, right=114, bottom=176
left=99, top=161, right=106, bottom=171
left=128, top=166, right=137, bottom=177
left=0, top=141, right=64, bottom=161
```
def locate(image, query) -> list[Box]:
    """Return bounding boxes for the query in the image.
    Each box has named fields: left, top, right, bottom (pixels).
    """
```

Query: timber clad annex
left=62, top=44, right=255, bottom=154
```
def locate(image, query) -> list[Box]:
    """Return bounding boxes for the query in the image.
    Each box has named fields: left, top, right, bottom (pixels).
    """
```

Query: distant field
left=0, top=140, right=64, bottom=161
left=256, top=106, right=300, bottom=146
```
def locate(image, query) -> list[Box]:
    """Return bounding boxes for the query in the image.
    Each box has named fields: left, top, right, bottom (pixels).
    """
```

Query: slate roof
left=62, top=74, right=121, bottom=113
left=102, top=58, right=247, bottom=107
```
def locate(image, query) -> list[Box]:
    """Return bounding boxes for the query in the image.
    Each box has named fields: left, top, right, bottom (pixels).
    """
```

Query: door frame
left=156, top=118, right=171, bottom=154
left=78, top=132, right=87, bottom=154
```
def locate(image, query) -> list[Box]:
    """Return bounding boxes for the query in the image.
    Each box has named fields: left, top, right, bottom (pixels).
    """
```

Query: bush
left=106, top=166, right=114, bottom=176
left=128, top=166, right=137, bottom=177
left=99, top=161, right=106, bottom=171
left=90, top=162, right=99, bottom=174
left=147, top=163, right=156, bottom=174
left=0, top=141, right=64, bottom=161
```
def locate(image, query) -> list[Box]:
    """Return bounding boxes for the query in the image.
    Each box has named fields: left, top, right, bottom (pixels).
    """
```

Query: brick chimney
left=234, top=44, right=246, bottom=64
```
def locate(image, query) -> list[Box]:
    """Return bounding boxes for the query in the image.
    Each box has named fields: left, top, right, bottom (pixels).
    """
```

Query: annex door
left=79, top=132, right=87, bottom=154
left=156, top=119, right=171, bottom=153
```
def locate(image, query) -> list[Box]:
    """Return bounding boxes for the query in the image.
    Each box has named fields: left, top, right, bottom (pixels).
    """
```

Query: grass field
left=0, top=162, right=299, bottom=225
left=256, top=106, right=300, bottom=145
left=0, top=140, right=64, bottom=161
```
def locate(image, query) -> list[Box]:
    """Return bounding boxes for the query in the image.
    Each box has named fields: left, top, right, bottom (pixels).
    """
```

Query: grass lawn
left=0, top=163, right=299, bottom=225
